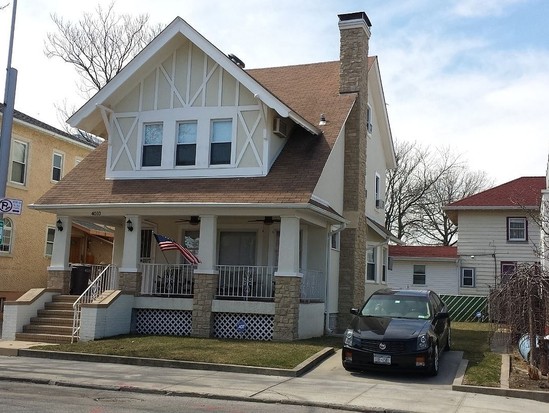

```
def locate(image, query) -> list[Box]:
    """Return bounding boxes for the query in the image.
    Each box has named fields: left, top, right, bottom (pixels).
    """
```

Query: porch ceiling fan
left=248, top=216, right=281, bottom=225
left=176, top=216, right=201, bottom=225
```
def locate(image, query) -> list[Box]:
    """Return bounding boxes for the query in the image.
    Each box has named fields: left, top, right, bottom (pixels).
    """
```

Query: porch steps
left=15, top=295, right=78, bottom=344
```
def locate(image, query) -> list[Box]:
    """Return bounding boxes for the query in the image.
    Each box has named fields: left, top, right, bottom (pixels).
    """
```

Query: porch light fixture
left=126, top=219, right=134, bottom=232
left=56, top=219, right=63, bottom=232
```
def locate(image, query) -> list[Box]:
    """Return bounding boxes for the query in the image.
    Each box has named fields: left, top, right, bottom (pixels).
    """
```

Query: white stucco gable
left=69, top=17, right=319, bottom=138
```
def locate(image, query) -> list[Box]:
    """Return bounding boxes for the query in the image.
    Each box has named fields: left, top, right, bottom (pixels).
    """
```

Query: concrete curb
left=452, top=354, right=549, bottom=403
left=18, top=346, right=335, bottom=378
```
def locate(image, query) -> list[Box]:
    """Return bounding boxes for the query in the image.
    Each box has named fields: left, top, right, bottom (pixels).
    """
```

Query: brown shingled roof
left=34, top=61, right=357, bottom=210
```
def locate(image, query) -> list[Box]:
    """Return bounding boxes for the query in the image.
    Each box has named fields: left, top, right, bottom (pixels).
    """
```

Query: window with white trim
left=366, top=248, right=376, bottom=281
left=10, top=140, right=28, bottom=185
left=142, top=123, right=163, bottom=167
left=52, top=152, right=64, bottom=182
left=330, top=232, right=340, bottom=250
left=382, top=248, right=388, bottom=283
left=0, top=218, right=13, bottom=253
left=210, top=119, right=232, bottom=165
left=507, top=217, right=527, bottom=242
left=461, top=267, right=475, bottom=287
left=501, top=261, right=517, bottom=284
left=176, top=121, right=197, bottom=166
left=413, top=265, right=426, bottom=285
left=45, top=227, right=55, bottom=256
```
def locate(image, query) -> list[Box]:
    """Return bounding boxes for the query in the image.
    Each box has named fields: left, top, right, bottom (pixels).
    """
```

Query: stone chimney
left=338, top=12, right=372, bottom=95
left=337, top=12, right=372, bottom=331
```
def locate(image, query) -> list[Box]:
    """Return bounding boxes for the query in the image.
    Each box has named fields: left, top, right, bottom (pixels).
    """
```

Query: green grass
left=32, top=322, right=500, bottom=385
left=451, top=322, right=501, bottom=387
left=32, top=335, right=342, bottom=369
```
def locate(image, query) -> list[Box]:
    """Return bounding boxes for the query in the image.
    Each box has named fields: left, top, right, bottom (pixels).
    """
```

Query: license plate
left=374, top=353, right=391, bottom=365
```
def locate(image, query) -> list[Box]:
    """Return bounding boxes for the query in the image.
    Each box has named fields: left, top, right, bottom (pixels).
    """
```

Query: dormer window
left=142, top=123, right=163, bottom=167
left=210, top=119, right=232, bottom=165
left=176, top=121, right=197, bottom=166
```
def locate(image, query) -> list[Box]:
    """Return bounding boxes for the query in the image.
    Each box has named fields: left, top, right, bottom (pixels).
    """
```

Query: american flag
left=153, top=233, right=200, bottom=265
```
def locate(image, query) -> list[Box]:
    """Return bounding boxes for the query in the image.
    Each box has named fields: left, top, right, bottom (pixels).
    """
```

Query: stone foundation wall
left=273, top=276, right=301, bottom=341
left=47, top=270, right=71, bottom=294
left=191, top=272, right=218, bottom=337
left=118, top=272, right=142, bottom=294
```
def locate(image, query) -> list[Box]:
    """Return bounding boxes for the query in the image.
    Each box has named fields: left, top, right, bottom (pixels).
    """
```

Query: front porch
left=8, top=210, right=342, bottom=343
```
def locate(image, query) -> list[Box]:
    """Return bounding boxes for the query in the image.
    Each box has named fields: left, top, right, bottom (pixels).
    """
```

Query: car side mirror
left=434, top=312, right=449, bottom=320
left=350, top=308, right=359, bottom=315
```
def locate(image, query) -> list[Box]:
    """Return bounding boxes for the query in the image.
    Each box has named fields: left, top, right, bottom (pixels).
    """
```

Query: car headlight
left=417, top=333, right=429, bottom=350
left=344, top=329, right=356, bottom=347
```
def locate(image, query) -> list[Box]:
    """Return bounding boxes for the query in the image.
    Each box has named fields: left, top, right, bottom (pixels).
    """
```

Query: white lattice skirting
left=135, top=309, right=192, bottom=336
left=214, top=313, right=274, bottom=341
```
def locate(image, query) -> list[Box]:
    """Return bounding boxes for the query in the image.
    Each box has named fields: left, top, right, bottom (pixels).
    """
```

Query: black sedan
left=342, top=288, right=451, bottom=376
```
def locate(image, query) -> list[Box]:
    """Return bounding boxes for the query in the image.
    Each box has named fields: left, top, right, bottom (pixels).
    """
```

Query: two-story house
left=0, top=106, right=100, bottom=318
left=3, top=11, right=396, bottom=343
left=444, top=176, right=545, bottom=297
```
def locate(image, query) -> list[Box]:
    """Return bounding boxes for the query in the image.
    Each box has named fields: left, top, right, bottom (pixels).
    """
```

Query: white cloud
left=451, top=0, right=527, bottom=18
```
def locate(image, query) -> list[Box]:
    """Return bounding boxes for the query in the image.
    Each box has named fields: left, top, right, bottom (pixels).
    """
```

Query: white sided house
left=3, top=12, right=396, bottom=343
left=387, top=246, right=459, bottom=295
left=444, top=176, right=545, bottom=297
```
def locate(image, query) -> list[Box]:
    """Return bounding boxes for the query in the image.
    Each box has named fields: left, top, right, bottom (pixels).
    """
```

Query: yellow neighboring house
left=0, top=105, right=101, bottom=313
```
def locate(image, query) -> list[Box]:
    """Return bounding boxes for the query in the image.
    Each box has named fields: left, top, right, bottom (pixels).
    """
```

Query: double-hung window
left=142, top=123, right=163, bottom=167
left=413, top=265, right=426, bottom=285
left=176, top=121, right=197, bottom=166
left=52, top=152, right=64, bottom=181
left=210, top=119, right=232, bottom=165
left=45, top=227, right=56, bottom=256
left=461, top=267, right=475, bottom=287
left=507, top=217, right=527, bottom=242
left=366, top=248, right=376, bottom=281
left=10, top=140, right=28, bottom=185
left=501, top=261, right=516, bottom=284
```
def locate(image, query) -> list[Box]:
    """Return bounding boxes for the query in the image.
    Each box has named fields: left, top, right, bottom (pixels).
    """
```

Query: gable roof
left=0, top=104, right=98, bottom=148
left=444, top=176, right=545, bottom=224
left=389, top=245, right=457, bottom=259
left=32, top=60, right=356, bottom=219
left=68, top=16, right=320, bottom=138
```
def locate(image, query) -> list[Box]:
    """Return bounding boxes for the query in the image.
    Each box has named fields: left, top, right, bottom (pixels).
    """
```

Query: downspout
left=324, top=222, right=347, bottom=335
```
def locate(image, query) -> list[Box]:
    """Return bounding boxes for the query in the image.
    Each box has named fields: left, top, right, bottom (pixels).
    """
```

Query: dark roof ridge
left=0, top=103, right=98, bottom=148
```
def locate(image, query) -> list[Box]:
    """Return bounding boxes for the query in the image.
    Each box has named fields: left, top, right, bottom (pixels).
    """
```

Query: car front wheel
left=427, top=344, right=439, bottom=376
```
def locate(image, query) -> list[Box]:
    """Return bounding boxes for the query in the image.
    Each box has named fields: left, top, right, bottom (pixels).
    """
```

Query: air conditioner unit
left=273, top=117, right=290, bottom=138
left=376, top=199, right=385, bottom=209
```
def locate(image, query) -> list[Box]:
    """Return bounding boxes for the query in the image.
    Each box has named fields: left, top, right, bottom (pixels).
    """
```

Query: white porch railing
left=216, top=265, right=276, bottom=300
left=141, top=263, right=195, bottom=297
left=72, top=264, right=119, bottom=342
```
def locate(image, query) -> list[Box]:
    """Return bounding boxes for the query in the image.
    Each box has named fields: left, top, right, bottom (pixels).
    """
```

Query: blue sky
left=1, top=0, right=548, bottom=184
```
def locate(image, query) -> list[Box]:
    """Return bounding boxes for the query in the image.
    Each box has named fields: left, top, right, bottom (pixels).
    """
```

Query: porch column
left=118, top=215, right=142, bottom=294
left=273, top=216, right=302, bottom=341
left=192, top=215, right=218, bottom=337
left=111, top=224, right=125, bottom=267
left=47, top=216, right=72, bottom=293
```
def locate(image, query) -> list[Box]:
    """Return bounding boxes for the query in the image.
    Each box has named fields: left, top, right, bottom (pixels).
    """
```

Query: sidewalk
left=0, top=340, right=547, bottom=412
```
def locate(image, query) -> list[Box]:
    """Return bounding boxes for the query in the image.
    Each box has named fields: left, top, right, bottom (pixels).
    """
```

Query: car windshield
left=360, top=294, right=431, bottom=319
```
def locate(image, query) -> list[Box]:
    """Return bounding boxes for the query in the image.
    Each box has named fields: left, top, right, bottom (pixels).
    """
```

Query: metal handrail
left=71, top=264, right=118, bottom=343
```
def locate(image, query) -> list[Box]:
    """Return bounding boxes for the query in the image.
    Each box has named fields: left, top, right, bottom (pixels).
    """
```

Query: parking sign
left=0, top=198, right=22, bottom=215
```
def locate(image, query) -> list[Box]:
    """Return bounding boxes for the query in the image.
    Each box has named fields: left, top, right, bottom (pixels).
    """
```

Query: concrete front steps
left=15, top=295, right=78, bottom=344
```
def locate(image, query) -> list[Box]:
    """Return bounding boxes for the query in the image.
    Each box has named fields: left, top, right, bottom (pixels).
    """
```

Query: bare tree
left=45, top=1, right=163, bottom=95
left=414, top=165, right=493, bottom=245
left=385, top=140, right=492, bottom=245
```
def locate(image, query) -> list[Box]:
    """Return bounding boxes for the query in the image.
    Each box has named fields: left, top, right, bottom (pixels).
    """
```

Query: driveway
left=305, top=348, right=463, bottom=387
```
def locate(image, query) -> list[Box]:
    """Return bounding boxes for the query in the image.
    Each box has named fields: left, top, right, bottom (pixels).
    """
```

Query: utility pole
left=0, top=0, right=18, bottom=241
